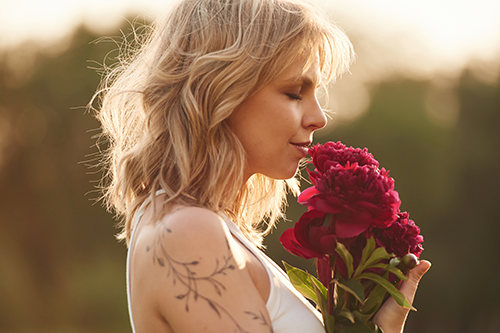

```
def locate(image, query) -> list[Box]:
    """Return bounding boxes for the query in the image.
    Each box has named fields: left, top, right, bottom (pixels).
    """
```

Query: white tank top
left=126, top=196, right=325, bottom=333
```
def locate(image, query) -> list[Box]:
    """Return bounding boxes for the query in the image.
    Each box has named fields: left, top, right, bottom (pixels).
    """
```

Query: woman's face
left=229, top=55, right=327, bottom=181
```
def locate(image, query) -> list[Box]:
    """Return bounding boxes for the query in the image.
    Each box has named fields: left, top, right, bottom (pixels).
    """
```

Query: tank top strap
left=218, top=213, right=283, bottom=314
left=219, top=213, right=288, bottom=280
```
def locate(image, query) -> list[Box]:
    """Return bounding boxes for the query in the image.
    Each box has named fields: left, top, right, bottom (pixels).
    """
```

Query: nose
left=303, top=96, right=327, bottom=131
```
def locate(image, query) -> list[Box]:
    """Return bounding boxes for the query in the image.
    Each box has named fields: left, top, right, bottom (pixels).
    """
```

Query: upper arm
left=130, top=207, right=274, bottom=333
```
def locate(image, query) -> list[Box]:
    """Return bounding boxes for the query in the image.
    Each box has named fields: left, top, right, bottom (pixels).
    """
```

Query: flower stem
left=328, top=255, right=337, bottom=315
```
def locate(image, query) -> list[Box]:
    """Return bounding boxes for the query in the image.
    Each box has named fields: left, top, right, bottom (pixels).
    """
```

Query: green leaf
left=385, top=258, right=407, bottom=281
left=374, top=323, right=384, bottom=333
left=366, top=321, right=385, bottom=333
left=388, top=257, right=401, bottom=269
left=386, top=266, right=408, bottom=281
left=336, top=242, right=354, bottom=278
left=310, top=275, right=333, bottom=332
left=336, top=322, right=375, bottom=333
left=354, top=237, right=376, bottom=277
left=335, top=278, right=365, bottom=304
left=368, top=259, right=408, bottom=281
left=357, top=283, right=387, bottom=321
left=363, top=247, right=393, bottom=269
left=353, top=310, right=371, bottom=325
left=357, top=273, right=415, bottom=310
left=339, top=308, right=356, bottom=324
left=310, top=273, right=328, bottom=299
left=353, top=239, right=393, bottom=278
left=309, top=274, right=328, bottom=310
left=370, top=263, right=390, bottom=270
left=324, top=313, right=336, bottom=333
left=282, top=261, right=318, bottom=304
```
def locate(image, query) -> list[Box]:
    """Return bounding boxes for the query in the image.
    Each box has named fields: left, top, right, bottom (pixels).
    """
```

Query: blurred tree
left=0, top=21, right=499, bottom=333
left=442, top=70, right=500, bottom=332
left=0, top=27, right=130, bottom=333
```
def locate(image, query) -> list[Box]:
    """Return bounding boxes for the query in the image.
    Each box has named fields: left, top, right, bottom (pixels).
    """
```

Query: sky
left=2, top=0, right=499, bottom=66
left=1, top=0, right=499, bottom=123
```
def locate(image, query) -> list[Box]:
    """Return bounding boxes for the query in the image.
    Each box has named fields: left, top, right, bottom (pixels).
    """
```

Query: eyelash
left=286, top=93, right=302, bottom=101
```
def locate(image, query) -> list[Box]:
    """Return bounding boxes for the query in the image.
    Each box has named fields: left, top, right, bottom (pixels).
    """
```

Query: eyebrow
left=279, top=76, right=320, bottom=88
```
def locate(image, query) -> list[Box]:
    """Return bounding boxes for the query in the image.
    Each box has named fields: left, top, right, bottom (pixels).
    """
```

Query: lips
left=291, top=141, right=311, bottom=147
left=290, top=141, right=311, bottom=158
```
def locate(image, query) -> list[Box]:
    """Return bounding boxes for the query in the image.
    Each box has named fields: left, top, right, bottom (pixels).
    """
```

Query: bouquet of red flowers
left=280, top=141, right=424, bottom=333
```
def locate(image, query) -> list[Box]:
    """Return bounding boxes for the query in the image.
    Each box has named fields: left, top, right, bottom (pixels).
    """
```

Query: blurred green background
left=1, top=16, right=499, bottom=333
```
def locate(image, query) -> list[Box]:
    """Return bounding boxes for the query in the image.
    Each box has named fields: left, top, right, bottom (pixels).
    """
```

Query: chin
left=268, top=167, right=299, bottom=180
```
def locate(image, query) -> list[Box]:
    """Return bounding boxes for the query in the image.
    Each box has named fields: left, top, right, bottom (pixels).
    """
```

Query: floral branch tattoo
left=146, top=222, right=274, bottom=333
left=245, top=310, right=274, bottom=332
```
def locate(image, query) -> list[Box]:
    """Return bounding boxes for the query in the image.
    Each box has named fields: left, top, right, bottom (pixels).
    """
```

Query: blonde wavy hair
left=92, top=0, right=353, bottom=246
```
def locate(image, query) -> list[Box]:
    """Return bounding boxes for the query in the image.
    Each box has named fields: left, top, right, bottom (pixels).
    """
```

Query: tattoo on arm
left=245, top=311, right=275, bottom=333
left=146, top=223, right=274, bottom=333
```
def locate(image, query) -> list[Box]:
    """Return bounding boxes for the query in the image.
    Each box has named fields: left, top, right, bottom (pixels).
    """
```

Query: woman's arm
left=373, top=260, right=432, bottom=333
left=129, top=206, right=274, bottom=333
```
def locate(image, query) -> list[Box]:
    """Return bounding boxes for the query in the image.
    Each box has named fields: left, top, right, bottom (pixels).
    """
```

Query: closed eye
left=286, top=93, right=302, bottom=100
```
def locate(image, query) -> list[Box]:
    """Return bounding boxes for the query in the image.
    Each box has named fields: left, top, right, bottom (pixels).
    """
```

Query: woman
left=93, top=0, right=430, bottom=332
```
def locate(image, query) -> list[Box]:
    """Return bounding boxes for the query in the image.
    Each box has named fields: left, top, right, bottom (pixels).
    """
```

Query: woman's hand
left=373, top=260, right=431, bottom=333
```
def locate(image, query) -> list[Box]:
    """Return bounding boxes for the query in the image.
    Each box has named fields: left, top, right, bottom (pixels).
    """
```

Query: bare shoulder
left=157, top=206, right=231, bottom=245
left=129, top=206, right=273, bottom=333
left=131, top=206, right=235, bottom=292
left=140, top=206, right=234, bottom=270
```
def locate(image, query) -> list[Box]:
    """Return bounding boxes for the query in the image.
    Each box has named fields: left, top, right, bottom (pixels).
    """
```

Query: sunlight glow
left=2, top=0, right=499, bottom=73
left=325, top=0, right=500, bottom=73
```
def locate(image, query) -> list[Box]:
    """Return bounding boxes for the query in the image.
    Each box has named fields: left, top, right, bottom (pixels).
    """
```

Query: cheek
left=230, top=96, right=295, bottom=151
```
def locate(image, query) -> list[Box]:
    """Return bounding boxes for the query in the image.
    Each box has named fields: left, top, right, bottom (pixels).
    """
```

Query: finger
left=400, top=260, right=431, bottom=306
left=373, top=260, right=431, bottom=333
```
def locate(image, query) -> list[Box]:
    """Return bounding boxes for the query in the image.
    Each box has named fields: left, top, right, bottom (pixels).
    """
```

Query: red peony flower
left=308, top=141, right=379, bottom=184
left=280, top=141, right=426, bottom=330
left=373, top=211, right=424, bottom=258
left=300, top=163, right=401, bottom=238
left=280, top=209, right=338, bottom=260
left=280, top=207, right=376, bottom=280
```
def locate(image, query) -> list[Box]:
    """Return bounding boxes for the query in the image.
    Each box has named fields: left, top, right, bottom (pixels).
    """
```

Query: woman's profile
left=91, top=0, right=430, bottom=332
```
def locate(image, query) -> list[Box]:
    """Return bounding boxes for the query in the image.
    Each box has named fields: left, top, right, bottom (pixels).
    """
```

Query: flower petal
left=319, top=235, right=338, bottom=255
left=280, top=228, right=321, bottom=259
left=308, top=196, right=343, bottom=214
left=297, top=186, right=319, bottom=205
left=335, top=210, right=372, bottom=238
